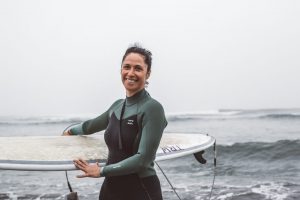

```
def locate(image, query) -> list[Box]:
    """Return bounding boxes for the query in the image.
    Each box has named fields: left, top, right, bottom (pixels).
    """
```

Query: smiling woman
left=63, top=44, right=167, bottom=200
left=121, top=46, right=152, bottom=97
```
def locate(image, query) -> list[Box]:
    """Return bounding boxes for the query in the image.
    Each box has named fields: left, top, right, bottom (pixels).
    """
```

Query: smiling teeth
left=126, top=78, right=136, bottom=82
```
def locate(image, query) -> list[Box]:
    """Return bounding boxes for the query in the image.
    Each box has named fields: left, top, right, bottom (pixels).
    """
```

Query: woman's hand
left=73, top=159, right=101, bottom=178
left=62, top=130, right=72, bottom=136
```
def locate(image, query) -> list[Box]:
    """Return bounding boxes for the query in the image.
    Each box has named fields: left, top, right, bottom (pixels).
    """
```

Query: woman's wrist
left=99, top=166, right=104, bottom=177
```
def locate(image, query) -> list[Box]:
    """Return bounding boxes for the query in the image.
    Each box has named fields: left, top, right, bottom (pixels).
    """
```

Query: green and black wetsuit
left=70, top=89, right=167, bottom=200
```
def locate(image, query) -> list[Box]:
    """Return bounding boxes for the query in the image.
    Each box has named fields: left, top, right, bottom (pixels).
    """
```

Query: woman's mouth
left=125, top=78, right=137, bottom=83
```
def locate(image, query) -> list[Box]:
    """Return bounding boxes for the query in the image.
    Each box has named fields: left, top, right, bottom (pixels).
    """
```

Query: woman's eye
left=135, top=66, right=142, bottom=71
left=123, top=65, right=130, bottom=70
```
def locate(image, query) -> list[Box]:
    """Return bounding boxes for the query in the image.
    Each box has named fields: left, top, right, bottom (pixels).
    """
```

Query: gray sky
left=0, top=0, right=299, bottom=116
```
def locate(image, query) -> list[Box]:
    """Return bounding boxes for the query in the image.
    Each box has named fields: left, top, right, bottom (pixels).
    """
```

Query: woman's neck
left=126, top=88, right=144, bottom=97
left=125, top=89, right=146, bottom=106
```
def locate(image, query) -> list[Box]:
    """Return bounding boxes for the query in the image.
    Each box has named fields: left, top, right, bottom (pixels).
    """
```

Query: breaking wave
left=167, top=108, right=300, bottom=121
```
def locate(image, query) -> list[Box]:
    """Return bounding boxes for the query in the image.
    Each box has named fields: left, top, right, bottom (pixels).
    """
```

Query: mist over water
left=0, top=108, right=300, bottom=199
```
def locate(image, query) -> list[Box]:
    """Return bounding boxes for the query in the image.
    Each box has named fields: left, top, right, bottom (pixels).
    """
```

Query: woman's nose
left=128, top=68, right=135, bottom=76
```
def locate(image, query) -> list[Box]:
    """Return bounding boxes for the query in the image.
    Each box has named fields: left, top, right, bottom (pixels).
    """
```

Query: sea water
left=0, top=108, right=300, bottom=200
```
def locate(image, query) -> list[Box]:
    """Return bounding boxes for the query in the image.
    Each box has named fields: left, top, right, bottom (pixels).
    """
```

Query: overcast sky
left=0, top=0, right=299, bottom=116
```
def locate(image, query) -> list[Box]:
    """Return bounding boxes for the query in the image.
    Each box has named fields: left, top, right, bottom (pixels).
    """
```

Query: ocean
left=0, top=108, right=300, bottom=200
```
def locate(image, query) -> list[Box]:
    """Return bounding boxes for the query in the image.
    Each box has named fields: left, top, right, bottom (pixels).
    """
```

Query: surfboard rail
left=0, top=133, right=215, bottom=171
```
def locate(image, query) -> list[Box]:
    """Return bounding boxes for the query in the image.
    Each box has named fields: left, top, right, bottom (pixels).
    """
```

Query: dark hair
left=121, top=44, right=152, bottom=73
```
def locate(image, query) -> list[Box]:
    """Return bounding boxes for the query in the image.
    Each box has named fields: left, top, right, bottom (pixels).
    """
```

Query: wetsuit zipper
left=118, top=100, right=126, bottom=150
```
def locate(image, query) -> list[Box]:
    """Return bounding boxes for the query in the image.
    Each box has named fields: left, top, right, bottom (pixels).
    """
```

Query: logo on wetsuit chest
left=127, top=119, right=134, bottom=125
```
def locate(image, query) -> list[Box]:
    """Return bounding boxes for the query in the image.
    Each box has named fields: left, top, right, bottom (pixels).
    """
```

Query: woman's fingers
left=73, top=159, right=88, bottom=170
left=73, top=159, right=101, bottom=178
left=62, top=130, right=72, bottom=136
left=80, top=159, right=89, bottom=166
left=76, top=173, right=88, bottom=178
left=73, top=160, right=89, bottom=178
left=62, top=131, right=70, bottom=136
left=77, top=159, right=87, bottom=166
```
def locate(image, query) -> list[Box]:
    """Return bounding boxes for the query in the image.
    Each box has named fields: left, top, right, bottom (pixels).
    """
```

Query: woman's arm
left=67, top=110, right=109, bottom=135
left=68, top=99, right=123, bottom=135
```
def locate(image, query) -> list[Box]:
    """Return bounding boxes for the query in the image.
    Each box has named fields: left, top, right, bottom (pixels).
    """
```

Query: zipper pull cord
left=118, top=100, right=126, bottom=149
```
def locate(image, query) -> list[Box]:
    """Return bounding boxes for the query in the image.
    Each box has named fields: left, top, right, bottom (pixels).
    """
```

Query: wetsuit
left=70, top=89, right=167, bottom=200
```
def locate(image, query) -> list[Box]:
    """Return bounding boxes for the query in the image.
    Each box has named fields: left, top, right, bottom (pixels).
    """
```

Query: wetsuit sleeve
left=102, top=101, right=167, bottom=177
left=70, top=100, right=122, bottom=135
left=70, top=111, right=109, bottom=135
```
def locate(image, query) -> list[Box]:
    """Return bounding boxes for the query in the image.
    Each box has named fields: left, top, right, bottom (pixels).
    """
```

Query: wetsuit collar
left=126, top=89, right=147, bottom=106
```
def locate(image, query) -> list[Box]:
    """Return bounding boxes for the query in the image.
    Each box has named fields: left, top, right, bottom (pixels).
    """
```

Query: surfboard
left=0, top=133, right=215, bottom=171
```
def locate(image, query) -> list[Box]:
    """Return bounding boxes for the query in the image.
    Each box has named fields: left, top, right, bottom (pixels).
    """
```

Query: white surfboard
left=0, top=133, right=215, bottom=171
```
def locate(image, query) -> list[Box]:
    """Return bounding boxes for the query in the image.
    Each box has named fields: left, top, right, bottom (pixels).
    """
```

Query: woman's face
left=121, top=53, right=150, bottom=97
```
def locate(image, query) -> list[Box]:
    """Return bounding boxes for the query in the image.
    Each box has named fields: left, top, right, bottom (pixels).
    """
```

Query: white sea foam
left=216, top=192, right=234, bottom=200
left=5, top=192, right=18, bottom=200
left=251, top=182, right=290, bottom=200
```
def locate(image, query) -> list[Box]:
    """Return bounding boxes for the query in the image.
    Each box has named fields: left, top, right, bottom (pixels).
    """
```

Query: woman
left=63, top=45, right=167, bottom=200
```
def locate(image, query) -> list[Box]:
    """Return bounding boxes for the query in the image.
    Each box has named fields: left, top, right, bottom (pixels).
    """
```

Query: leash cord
left=65, top=171, right=73, bottom=192
left=155, top=140, right=217, bottom=200
left=62, top=123, right=81, bottom=193
left=155, top=161, right=182, bottom=200
left=209, top=141, right=217, bottom=200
